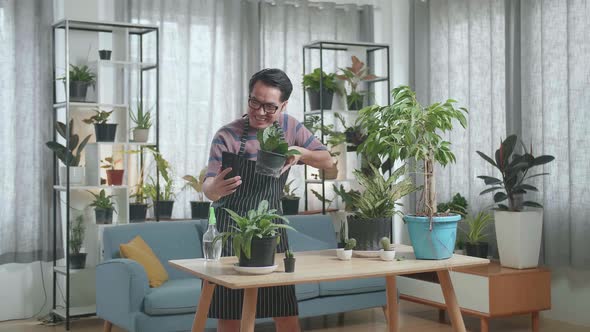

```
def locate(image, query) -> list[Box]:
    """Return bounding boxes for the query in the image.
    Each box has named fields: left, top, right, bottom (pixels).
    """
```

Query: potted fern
left=46, top=120, right=92, bottom=186
left=255, top=126, right=300, bottom=178
left=336, top=56, right=378, bottom=110
left=101, top=156, right=124, bottom=186
left=477, top=134, right=554, bottom=268
left=281, top=179, right=300, bottom=215
left=462, top=211, right=492, bottom=259
left=302, top=68, right=339, bottom=110
left=357, top=85, right=468, bottom=259
left=66, top=64, right=96, bottom=102
left=87, top=189, right=117, bottom=224
left=130, top=102, right=152, bottom=142
left=144, top=150, right=176, bottom=219
left=83, top=108, right=117, bottom=142
left=70, top=215, right=87, bottom=269
left=182, top=168, right=210, bottom=219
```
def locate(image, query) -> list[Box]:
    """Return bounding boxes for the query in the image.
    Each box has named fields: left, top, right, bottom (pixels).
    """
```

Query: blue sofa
left=97, top=215, right=386, bottom=332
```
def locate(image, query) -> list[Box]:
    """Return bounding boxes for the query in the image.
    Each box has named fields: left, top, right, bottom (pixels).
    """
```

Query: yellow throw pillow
left=119, top=236, right=169, bottom=288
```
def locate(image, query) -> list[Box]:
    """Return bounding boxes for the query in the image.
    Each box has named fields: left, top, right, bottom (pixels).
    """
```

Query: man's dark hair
left=249, top=68, right=293, bottom=102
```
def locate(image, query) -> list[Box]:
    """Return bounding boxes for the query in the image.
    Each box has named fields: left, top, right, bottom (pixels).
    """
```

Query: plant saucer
left=353, top=250, right=381, bottom=258
left=233, top=263, right=278, bottom=275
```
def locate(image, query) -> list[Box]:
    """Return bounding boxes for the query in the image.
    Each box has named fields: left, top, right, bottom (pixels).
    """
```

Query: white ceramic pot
left=336, top=249, right=352, bottom=261
left=379, top=249, right=396, bottom=261
left=494, top=209, right=543, bottom=269
left=59, top=166, right=85, bottom=186
left=133, top=128, right=149, bottom=142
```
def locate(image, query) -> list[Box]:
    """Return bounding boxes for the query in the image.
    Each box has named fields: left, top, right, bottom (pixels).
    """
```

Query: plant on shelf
left=437, top=193, right=468, bottom=216
left=182, top=168, right=210, bottom=219
left=66, top=64, right=96, bottom=102
left=83, top=108, right=117, bottom=142
left=214, top=200, right=295, bottom=267
left=476, top=134, right=555, bottom=269
left=69, top=215, right=87, bottom=269
left=87, top=189, right=117, bottom=224
left=462, top=211, right=492, bottom=259
left=379, top=237, right=395, bottom=261
left=45, top=119, right=92, bottom=186
left=332, top=184, right=361, bottom=212
left=144, top=149, right=176, bottom=219
left=302, top=68, right=340, bottom=110
left=284, top=249, right=296, bottom=273
left=336, top=56, right=378, bottom=110
left=334, top=113, right=365, bottom=153
left=337, top=238, right=356, bottom=261
left=281, top=179, right=300, bottom=215
left=357, top=85, right=468, bottom=260
left=125, top=148, right=151, bottom=222
left=255, top=125, right=300, bottom=178
left=304, top=114, right=345, bottom=179
left=130, top=102, right=152, bottom=142
left=346, top=164, right=418, bottom=251
left=101, top=156, right=124, bottom=186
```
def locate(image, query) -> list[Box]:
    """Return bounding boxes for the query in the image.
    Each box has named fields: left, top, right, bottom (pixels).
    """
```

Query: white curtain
left=520, top=0, right=590, bottom=268
left=0, top=0, right=55, bottom=264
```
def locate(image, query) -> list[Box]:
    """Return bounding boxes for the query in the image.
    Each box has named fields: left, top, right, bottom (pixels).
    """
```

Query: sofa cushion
left=287, top=231, right=333, bottom=252
left=144, top=278, right=201, bottom=316
left=120, top=236, right=169, bottom=288
left=319, top=277, right=385, bottom=297
left=295, top=283, right=320, bottom=301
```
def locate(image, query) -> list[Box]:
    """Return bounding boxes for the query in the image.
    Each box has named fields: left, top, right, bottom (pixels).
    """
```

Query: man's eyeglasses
left=248, top=97, right=281, bottom=114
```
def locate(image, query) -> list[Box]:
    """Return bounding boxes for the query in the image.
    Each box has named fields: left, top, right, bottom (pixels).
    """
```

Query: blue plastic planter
left=404, top=214, right=461, bottom=260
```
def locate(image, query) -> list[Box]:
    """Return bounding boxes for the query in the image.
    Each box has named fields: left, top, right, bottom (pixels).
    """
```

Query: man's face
left=247, top=81, right=288, bottom=129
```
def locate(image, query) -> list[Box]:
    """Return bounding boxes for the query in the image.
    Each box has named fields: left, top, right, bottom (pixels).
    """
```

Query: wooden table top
left=169, top=245, right=489, bottom=289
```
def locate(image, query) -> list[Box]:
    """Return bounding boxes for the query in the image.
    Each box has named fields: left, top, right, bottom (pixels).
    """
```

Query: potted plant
left=333, top=184, right=360, bottom=213
left=255, top=125, right=300, bottom=178
left=346, top=164, right=417, bottom=251
left=215, top=200, right=295, bottom=267
left=83, top=108, right=117, bottom=142
left=462, top=211, right=492, bottom=258
left=130, top=102, right=152, bottom=142
left=66, top=64, right=96, bottom=102
left=87, top=189, right=117, bottom=224
left=281, top=179, right=300, bottom=215
left=334, top=113, right=365, bottom=152
left=182, top=168, right=210, bottom=219
left=357, top=85, right=468, bottom=260
left=129, top=183, right=148, bottom=222
left=304, top=114, right=346, bottom=179
left=302, top=68, right=339, bottom=110
left=46, top=119, right=92, bottom=186
left=454, top=236, right=465, bottom=255
left=98, top=49, right=112, bottom=60
left=437, top=193, right=468, bottom=216
left=477, top=134, right=554, bottom=268
left=284, top=249, right=295, bottom=273
left=336, top=56, right=378, bottom=110
left=336, top=238, right=356, bottom=261
left=70, top=215, right=87, bottom=269
left=144, top=150, right=176, bottom=219
left=101, top=156, right=124, bottom=186
left=379, top=237, right=396, bottom=261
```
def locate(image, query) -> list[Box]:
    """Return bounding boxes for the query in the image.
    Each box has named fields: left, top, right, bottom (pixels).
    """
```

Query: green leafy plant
left=352, top=164, right=418, bottom=220
left=100, top=156, right=122, bottom=170
left=45, top=120, right=92, bottom=167
left=182, top=168, right=207, bottom=201
left=144, top=149, right=175, bottom=201
left=332, top=184, right=360, bottom=212
left=477, top=135, right=555, bottom=211
left=87, top=189, right=117, bottom=212
left=462, top=211, right=493, bottom=244
left=310, top=189, right=333, bottom=209
left=70, top=215, right=85, bottom=254
left=130, top=102, right=152, bottom=130
left=380, top=237, right=393, bottom=251
left=302, top=68, right=338, bottom=93
left=67, top=64, right=96, bottom=84
left=437, top=193, right=468, bottom=216
left=303, top=115, right=346, bottom=157
left=334, top=113, right=365, bottom=151
left=83, top=108, right=113, bottom=125
left=344, top=238, right=357, bottom=250
left=285, top=249, right=294, bottom=259
left=282, top=179, right=299, bottom=200
left=214, top=200, right=295, bottom=259
left=357, top=85, right=468, bottom=218
left=257, top=126, right=301, bottom=157
left=336, top=56, right=378, bottom=109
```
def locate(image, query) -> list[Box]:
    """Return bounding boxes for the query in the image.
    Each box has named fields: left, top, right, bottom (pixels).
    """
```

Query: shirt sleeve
left=291, top=116, right=327, bottom=151
left=205, top=132, right=228, bottom=178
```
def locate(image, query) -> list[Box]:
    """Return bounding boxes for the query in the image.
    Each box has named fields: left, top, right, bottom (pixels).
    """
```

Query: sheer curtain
left=0, top=0, right=55, bottom=264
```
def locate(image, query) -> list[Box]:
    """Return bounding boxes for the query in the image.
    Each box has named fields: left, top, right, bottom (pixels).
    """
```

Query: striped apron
left=208, top=117, right=299, bottom=320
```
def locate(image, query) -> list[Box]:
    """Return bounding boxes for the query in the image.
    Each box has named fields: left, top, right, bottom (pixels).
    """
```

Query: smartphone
left=221, top=151, right=240, bottom=179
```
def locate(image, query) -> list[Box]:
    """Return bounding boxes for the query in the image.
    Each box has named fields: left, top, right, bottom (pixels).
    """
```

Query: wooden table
left=169, top=245, right=489, bottom=332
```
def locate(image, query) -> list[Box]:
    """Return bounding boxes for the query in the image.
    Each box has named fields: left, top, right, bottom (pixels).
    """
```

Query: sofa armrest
left=96, top=258, right=149, bottom=319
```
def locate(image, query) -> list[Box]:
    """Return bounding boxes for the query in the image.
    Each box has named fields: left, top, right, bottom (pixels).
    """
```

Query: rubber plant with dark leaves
left=476, top=135, right=555, bottom=211
left=45, top=119, right=92, bottom=167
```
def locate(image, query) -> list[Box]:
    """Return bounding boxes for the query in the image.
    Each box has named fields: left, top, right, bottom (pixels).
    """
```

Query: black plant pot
left=69, top=253, right=87, bottom=269
left=129, top=203, right=148, bottom=222
left=346, top=95, right=364, bottom=111
left=284, top=257, right=296, bottom=273
left=95, top=208, right=113, bottom=224
left=98, top=50, right=112, bottom=60
left=465, top=242, right=489, bottom=259
left=347, top=216, right=392, bottom=251
left=70, top=81, right=89, bottom=102
left=255, top=149, right=286, bottom=178
left=191, top=201, right=210, bottom=219
left=94, top=123, right=118, bottom=142
left=239, top=236, right=278, bottom=267
left=307, top=87, right=334, bottom=110
left=222, top=151, right=240, bottom=179
left=281, top=198, right=300, bottom=215
left=154, top=200, right=174, bottom=219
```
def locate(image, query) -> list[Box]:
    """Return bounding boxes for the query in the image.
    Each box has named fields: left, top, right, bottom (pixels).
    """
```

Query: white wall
left=544, top=268, right=590, bottom=327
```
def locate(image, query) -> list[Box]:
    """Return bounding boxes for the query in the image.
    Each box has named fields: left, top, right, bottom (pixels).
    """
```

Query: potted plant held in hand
left=357, top=85, right=468, bottom=259
left=284, top=250, right=296, bottom=273
left=281, top=179, right=300, bottom=215
left=336, top=238, right=356, bottom=261
left=101, top=156, right=124, bottom=186
left=463, top=211, right=492, bottom=259
left=379, top=237, right=396, bottom=261
left=70, top=215, right=87, bottom=269
left=46, top=120, right=92, bottom=186
left=255, top=125, right=300, bottom=178
left=336, top=56, right=378, bottom=111
left=66, top=64, right=96, bottom=102
left=88, top=189, right=117, bottom=224
left=83, top=108, right=117, bottom=142
left=182, top=168, right=210, bottom=219
left=130, top=102, right=152, bottom=142
left=477, top=135, right=555, bottom=268
left=302, top=68, right=339, bottom=110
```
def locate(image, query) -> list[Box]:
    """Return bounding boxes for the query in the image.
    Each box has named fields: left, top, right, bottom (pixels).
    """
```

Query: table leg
left=480, top=317, right=489, bottom=332
left=240, top=288, right=258, bottom=332
left=437, top=270, right=466, bottom=332
left=191, top=280, right=216, bottom=332
left=385, top=276, right=399, bottom=332
left=532, top=312, right=540, bottom=332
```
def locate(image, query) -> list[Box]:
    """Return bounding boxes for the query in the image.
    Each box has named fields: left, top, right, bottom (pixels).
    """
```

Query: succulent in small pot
left=336, top=56, right=378, bottom=111
left=64, top=64, right=96, bottom=102
left=69, top=215, right=87, bottom=269
left=337, top=238, right=356, bottom=261
left=130, top=102, right=152, bottom=142
left=281, top=179, right=300, bottom=215
left=87, top=189, right=117, bottom=224
left=302, top=68, right=339, bottom=110
left=101, top=156, right=124, bottom=186
left=462, top=211, right=492, bottom=259
left=284, top=249, right=296, bottom=273
left=83, top=108, right=117, bottom=142
left=255, top=125, right=300, bottom=178
left=45, top=119, right=92, bottom=186
left=379, top=237, right=396, bottom=261
left=182, top=168, right=210, bottom=219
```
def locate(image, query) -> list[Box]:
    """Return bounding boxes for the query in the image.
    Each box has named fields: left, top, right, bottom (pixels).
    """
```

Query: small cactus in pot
left=337, top=238, right=356, bottom=261
left=379, top=237, right=396, bottom=261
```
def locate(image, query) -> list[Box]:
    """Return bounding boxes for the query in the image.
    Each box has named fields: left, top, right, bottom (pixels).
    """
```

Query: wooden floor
left=1, top=302, right=587, bottom=332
